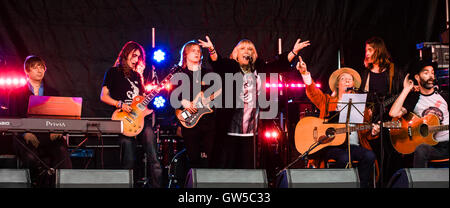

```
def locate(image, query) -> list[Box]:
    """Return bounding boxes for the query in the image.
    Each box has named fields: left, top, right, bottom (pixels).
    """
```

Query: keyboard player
left=8, top=55, right=72, bottom=188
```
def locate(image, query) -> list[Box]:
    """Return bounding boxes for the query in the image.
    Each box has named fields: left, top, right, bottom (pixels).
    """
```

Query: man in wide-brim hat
left=296, top=56, right=379, bottom=188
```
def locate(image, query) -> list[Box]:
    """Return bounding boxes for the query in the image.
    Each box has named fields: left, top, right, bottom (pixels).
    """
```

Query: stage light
left=315, top=83, right=321, bottom=88
left=20, top=78, right=27, bottom=85
left=12, top=78, right=19, bottom=85
left=0, top=78, right=4, bottom=85
left=145, top=84, right=156, bottom=92
left=265, top=83, right=270, bottom=88
left=153, top=49, right=165, bottom=63
left=271, top=131, right=279, bottom=138
left=153, top=96, right=166, bottom=108
left=5, top=78, right=12, bottom=85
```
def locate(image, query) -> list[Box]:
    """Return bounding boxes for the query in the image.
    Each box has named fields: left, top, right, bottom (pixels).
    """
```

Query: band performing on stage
left=0, top=0, right=449, bottom=191
left=0, top=35, right=447, bottom=189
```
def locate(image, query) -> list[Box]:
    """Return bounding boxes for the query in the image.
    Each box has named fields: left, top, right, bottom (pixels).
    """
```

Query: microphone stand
left=275, top=141, right=322, bottom=177
left=375, top=92, right=385, bottom=187
left=249, top=58, right=258, bottom=169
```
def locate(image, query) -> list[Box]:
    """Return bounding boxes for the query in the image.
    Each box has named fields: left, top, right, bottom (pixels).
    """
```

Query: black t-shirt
left=369, top=70, right=389, bottom=97
left=176, top=66, right=215, bottom=101
left=102, top=67, right=144, bottom=104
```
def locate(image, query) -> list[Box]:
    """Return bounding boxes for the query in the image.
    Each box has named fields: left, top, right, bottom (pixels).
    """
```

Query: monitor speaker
left=388, top=168, right=448, bottom=188
left=56, top=169, right=133, bottom=188
left=185, top=168, right=268, bottom=188
left=277, top=168, right=360, bottom=188
left=0, top=169, right=31, bottom=188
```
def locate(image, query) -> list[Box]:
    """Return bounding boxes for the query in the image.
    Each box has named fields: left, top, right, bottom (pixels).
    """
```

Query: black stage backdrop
left=0, top=0, right=447, bottom=117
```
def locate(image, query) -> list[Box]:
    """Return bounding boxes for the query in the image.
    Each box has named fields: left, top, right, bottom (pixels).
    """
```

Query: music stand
left=325, top=93, right=367, bottom=168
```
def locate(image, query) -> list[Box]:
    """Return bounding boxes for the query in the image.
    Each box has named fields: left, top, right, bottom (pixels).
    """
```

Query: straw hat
left=328, top=67, right=361, bottom=92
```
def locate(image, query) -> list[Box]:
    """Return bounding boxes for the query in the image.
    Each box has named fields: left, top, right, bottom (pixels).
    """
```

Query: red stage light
left=20, top=78, right=27, bottom=85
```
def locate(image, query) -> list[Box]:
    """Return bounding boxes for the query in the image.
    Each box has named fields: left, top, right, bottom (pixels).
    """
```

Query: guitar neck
left=335, top=124, right=371, bottom=134
left=429, top=125, right=449, bottom=133
left=334, top=121, right=396, bottom=134
left=382, top=94, right=399, bottom=106
left=141, top=65, right=180, bottom=106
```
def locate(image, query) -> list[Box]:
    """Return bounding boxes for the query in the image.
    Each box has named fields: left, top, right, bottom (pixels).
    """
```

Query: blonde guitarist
left=389, top=60, right=448, bottom=168
left=296, top=56, right=379, bottom=188
left=100, top=41, right=162, bottom=188
left=174, top=40, right=218, bottom=169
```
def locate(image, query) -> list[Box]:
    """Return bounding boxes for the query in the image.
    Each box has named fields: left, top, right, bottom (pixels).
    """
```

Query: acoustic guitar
left=112, top=65, right=181, bottom=137
left=295, top=116, right=401, bottom=155
left=389, top=112, right=448, bottom=154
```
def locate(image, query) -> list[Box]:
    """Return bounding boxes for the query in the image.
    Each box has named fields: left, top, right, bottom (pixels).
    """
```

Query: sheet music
left=337, top=93, right=367, bottom=124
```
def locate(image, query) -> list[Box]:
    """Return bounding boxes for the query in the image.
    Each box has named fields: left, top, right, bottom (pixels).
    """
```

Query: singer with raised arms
left=198, top=35, right=310, bottom=169
left=296, top=56, right=378, bottom=188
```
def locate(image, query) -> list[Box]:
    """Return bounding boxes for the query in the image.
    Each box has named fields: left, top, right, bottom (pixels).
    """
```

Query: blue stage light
left=153, top=96, right=166, bottom=108
left=153, top=49, right=165, bottom=63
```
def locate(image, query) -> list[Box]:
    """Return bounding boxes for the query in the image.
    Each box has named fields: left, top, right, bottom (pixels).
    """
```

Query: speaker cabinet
left=388, top=168, right=449, bottom=188
left=185, top=169, right=268, bottom=188
left=0, top=169, right=31, bottom=188
left=56, top=169, right=133, bottom=188
left=277, top=168, right=360, bottom=188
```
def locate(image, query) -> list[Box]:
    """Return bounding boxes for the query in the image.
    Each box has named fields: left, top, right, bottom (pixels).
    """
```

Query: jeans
left=119, top=120, right=162, bottom=188
left=414, top=141, right=449, bottom=168
left=324, top=144, right=376, bottom=188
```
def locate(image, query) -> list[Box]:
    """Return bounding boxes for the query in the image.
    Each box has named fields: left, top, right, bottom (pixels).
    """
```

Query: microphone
left=346, top=87, right=358, bottom=92
left=244, top=55, right=253, bottom=62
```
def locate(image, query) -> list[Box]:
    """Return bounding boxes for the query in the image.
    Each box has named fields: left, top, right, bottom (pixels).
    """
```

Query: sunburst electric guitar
left=294, top=117, right=401, bottom=155
left=175, top=89, right=222, bottom=128
left=112, top=65, right=181, bottom=137
left=389, top=112, right=448, bottom=154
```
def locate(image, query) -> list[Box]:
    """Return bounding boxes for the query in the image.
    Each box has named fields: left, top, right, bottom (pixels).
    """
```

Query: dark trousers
left=12, top=133, right=72, bottom=188
left=223, top=135, right=255, bottom=169
left=181, top=115, right=215, bottom=169
left=119, top=120, right=162, bottom=188
left=323, top=144, right=376, bottom=188
left=414, top=141, right=449, bottom=168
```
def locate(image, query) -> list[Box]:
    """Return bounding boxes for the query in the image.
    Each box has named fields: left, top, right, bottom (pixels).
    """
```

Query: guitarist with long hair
left=173, top=40, right=218, bottom=168
left=100, top=41, right=162, bottom=188
left=296, top=56, right=378, bottom=188
left=389, top=60, right=448, bottom=168
left=360, top=37, right=408, bottom=187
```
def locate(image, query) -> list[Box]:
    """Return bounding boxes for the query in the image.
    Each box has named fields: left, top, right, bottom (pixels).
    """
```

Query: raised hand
left=403, top=73, right=414, bottom=91
left=296, top=56, right=308, bottom=74
left=292, top=39, right=310, bottom=54
left=198, top=36, right=214, bottom=50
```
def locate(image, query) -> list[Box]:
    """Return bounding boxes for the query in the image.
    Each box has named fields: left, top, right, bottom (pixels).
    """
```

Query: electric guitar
left=294, top=116, right=401, bottom=155
left=389, top=112, right=448, bottom=154
left=175, top=89, right=222, bottom=128
left=112, top=65, right=181, bottom=137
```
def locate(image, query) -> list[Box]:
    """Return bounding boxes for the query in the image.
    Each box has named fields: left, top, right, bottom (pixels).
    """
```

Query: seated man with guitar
left=296, top=56, right=378, bottom=188
left=389, top=60, right=448, bottom=168
left=173, top=40, right=220, bottom=168
left=100, top=41, right=162, bottom=188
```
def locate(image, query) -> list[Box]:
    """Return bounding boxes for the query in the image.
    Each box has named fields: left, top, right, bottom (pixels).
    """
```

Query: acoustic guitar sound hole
left=419, top=124, right=429, bottom=137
